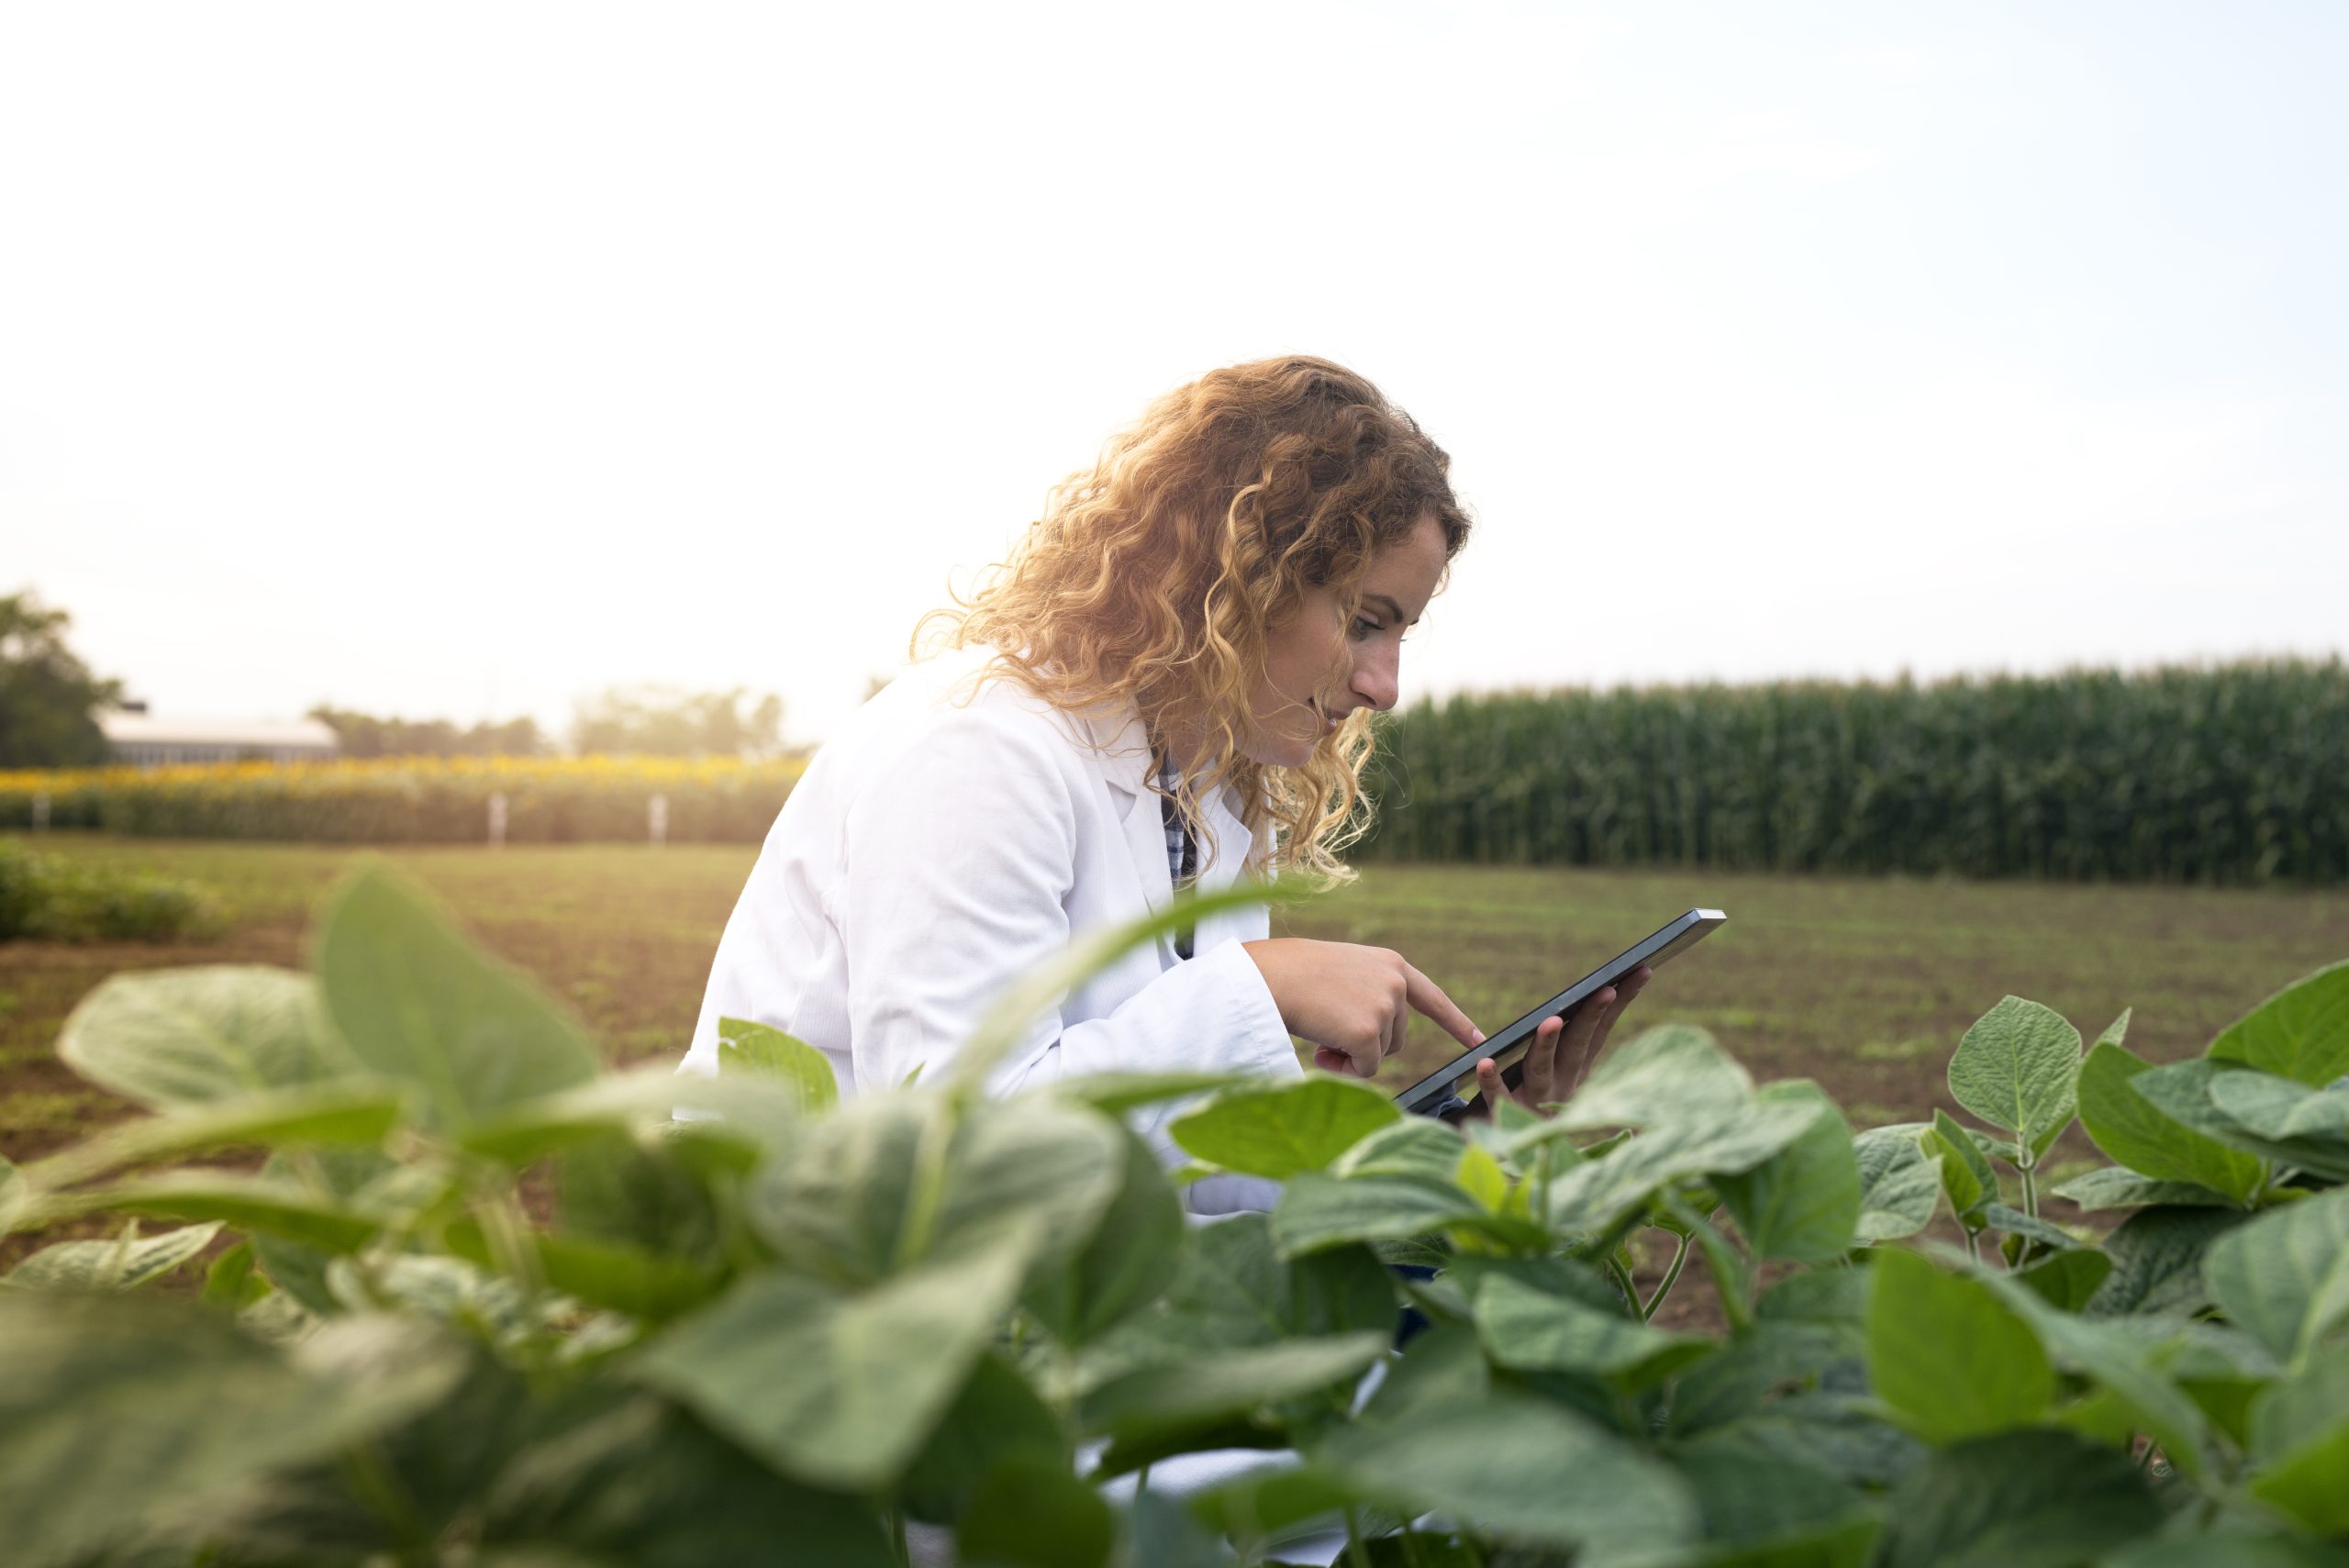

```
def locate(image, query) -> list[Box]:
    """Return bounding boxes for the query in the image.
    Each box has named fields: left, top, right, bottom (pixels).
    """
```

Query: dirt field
left=8, top=834, right=2349, bottom=1283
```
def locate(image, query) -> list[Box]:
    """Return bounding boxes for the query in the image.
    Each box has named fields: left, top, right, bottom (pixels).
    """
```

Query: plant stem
left=1964, top=1228, right=1981, bottom=1266
left=2020, top=1162, right=2039, bottom=1221
left=1342, top=1507, right=1375, bottom=1568
left=1602, top=1251, right=1641, bottom=1315
left=1643, top=1233, right=1692, bottom=1322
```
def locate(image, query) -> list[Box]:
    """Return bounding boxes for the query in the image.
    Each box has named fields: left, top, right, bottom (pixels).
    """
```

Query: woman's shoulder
left=854, top=645, right=1127, bottom=777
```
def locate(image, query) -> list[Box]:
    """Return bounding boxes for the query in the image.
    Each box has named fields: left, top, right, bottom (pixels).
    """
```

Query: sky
left=4, top=1, right=2343, bottom=749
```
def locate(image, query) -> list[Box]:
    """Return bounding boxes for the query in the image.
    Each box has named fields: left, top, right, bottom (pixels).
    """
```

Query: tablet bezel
left=1389, top=906, right=1728, bottom=1116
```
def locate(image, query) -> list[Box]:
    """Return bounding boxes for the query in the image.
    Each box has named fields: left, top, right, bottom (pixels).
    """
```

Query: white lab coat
left=680, top=643, right=1305, bottom=1145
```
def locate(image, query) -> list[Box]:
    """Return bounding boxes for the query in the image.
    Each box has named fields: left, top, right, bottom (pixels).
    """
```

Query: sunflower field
left=0, top=755, right=805, bottom=845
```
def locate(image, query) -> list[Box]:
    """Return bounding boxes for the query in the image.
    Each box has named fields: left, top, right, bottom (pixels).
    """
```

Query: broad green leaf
left=1923, top=1108, right=1996, bottom=1226
left=714, top=1016, right=837, bottom=1112
left=1079, top=1332, right=1387, bottom=1442
left=1673, top=1437, right=1877, bottom=1568
left=748, top=1095, right=1121, bottom=1286
left=955, top=1456, right=1116, bottom=1568
left=2013, top=1248, right=2112, bottom=1311
left=2087, top=1205, right=2249, bottom=1319
left=2210, top=958, right=2349, bottom=1088
left=1311, top=1393, right=1702, bottom=1559
left=637, top=1240, right=1028, bottom=1491
left=1866, top=1249, right=2052, bottom=1443
left=2132, top=1059, right=2349, bottom=1181
left=316, top=863, right=598, bottom=1131
left=1544, top=1099, right=1822, bottom=1239
left=1272, top=1172, right=1535, bottom=1258
left=900, top=1351, right=1069, bottom=1524
left=2095, top=1008, right=2132, bottom=1050
left=2209, top=1070, right=2349, bottom=1142
left=1075, top=1214, right=1394, bottom=1395
left=1332, top=1118, right=1469, bottom=1183
left=55, top=964, right=346, bottom=1108
left=478, top=1388, right=895, bottom=1568
left=1725, top=1390, right=1926, bottom=1489
left=457, top=1063, right=805, bottom=1166
left=0, top=1296, right=466, bottom=1568
left=2205, top=1185, right=2349, bottom=1362
left=2252, top=1422, right=2349, bottom=1536
left=2049, top=1166, right=2237, bottom=1212
left=1972, top=1268, right=2214, bottom=1479
left=558, top=1129, right=721, bottom=1264
left=1873, top=1429, right=2160, bottom=1568
left=2246, top=1340, right=2349, bottom=1533
left=442, top=1219, right=725, bottom=1322
left=1547, top=1022, right=1753, bottom=1129
left=2106, top=1531, right=2349, bottom=1568
left=4, top=1221, right=222, bottom=1291
left=30, top=1172, right=384, bottom=1252
left=1664, top=1320, right=1857, bottom=1436
left=1982, top=1203, right=2080, bottom=1254
left=1453, top=1143, right=1510, bottom=1212
left=2077, top=1042, right=2266, bottom=1203
left=1169, top=1076, right=1401, bottom=1179
left=1946, top=995, right=2082, bottom=1157
left=1853, top=1124, right=1939, bottom=1241
left=1023, top=1125, right=1185, bottom=1346
left=1714, top=1082, right=1860, bottom=1262
left=1188, top=1464, right=1361, bottom=1552
left=20, top=1081, right=407, bottom=1195
left=1472, top=1270, right=1709, bottom=1389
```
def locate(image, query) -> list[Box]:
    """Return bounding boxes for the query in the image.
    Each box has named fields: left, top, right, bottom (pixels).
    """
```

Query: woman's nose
left=1349, top=647, right=1400, bottom=712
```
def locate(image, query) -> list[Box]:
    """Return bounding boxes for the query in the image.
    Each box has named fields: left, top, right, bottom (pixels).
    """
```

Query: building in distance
left=100, top=709, right=340, bottom=767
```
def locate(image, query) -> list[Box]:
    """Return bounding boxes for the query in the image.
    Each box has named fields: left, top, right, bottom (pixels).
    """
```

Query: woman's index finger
left=1404, top=963, right=1483, bottom=1049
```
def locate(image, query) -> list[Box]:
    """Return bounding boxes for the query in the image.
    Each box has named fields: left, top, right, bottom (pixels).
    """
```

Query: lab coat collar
left=1077, top=703, right=1254, bottom=908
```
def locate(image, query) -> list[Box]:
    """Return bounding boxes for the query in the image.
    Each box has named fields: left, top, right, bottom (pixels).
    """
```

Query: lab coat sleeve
left=837, top=707, right=1300, bottom=1112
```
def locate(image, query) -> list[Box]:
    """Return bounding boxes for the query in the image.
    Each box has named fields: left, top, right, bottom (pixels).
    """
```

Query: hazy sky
left=5, top=1, right=2343, bottom=747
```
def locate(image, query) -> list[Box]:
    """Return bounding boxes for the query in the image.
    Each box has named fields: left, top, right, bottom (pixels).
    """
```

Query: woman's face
left=1246, top=511, right=1451, bottom=768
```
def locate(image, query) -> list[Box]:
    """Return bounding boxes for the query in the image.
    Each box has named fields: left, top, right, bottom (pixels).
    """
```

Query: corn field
left=1353, top=659, right=2349, bottom=884
left=0, top=755, right=805, bottom=844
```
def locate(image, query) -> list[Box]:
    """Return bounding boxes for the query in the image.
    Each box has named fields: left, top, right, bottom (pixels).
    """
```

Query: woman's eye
left=1353, top=617, right=1383, bottom=638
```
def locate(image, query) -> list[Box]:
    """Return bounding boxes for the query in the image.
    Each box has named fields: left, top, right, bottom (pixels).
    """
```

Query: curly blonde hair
left=908, top=355, right=1473, bottom=887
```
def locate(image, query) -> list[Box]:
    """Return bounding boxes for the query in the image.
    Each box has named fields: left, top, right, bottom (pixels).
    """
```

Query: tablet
left=1390, top=907, right=1728, bottom=1116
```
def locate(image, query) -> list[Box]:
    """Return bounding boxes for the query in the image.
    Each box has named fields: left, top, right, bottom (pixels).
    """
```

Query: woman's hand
left=1468, top=963, right=1653, bottom=1118
left=1241, top=937, right=1483, bottom=1081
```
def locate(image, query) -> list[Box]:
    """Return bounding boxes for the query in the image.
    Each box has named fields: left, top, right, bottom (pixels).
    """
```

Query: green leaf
left=1079, top=1332, right=1388, bottom=1443
left=748, top=1095, right=1122, bottom=1287
left=2132, top=1059, right=2349, bottom=1181
left=55, top=964, right=347, bottom=1108
left=1874, top=1429, right=2160, bottom=1568
left=1272, top=1172, right=1531, bottom=1258
left=316, top=862, right=599, bottom=1131
left=1319, top=1396, right=1703, bottom=1562
left=900, top=1351, right=1069, bottom=1524
left=1853, top=1125, right=1939, bottom=1241
left=1923, top=1108, right=1996, bottom=1226
left=32, top=1172, right=385, bottom=1252
left=457, top=1063, right=805, bottom=1166
left=1547, top=1022, right=1753, bottom=1129
left=1023, top=1124, right=1185, bottom=1346
left=1866, top=1249, right=2052, bottom=1443
left=2013, top=1248, right=2112, bottom=1312
left=1472, top=1270, right=1709, bottom=1389
left=1035, top=1072, right=1245, bottom=1115
left=2105, top=1531, right=2349, bottom=1568
left=1664, top=1320, right=1856, bottom=1436
left=1170, top=1076, right=1401, bottom=1180
left=2246, top=1340, right=2349, bottom=1533
left=2095, top=1008, right=2132, bottom=1050
left=442, top=1219, right=724, bottom=1322
left=2049, top=1166, right=2237, bottom=1212
left=1332, top=1118, right=1470, bottom=1183
left=637, top=1240, right=1029, bottom=1491
left=2210, top=958, right=2349, bottom=1088
left=1715, top=1082, right=1860, bottom=1262
left=4, top=1221, right=222, bottom=1291
left=1673, top=1437, right=1877, bottom=1568
left=19, top=1082, right=408, bottom=1203
left=1946, top=995, right=2083, bottom=1158
left=479, top=1388, right=895, bottom=1568
left=955, top=1456, right=1116, bottom=1568
left=0, top=1296, right=467, bottom=1568
left=714, top=1016, right=837, bottom=1112
left=2077, top=1042, right=2267, bottom=1203
left=2087, top=1205, right=2249, bottom=1319
left=2205, top=1185, right=2349, bottom=1362
left=1544, top=1099, right=1823, bottom=1239
left=2208, top=1070, right=2349, bottom=1142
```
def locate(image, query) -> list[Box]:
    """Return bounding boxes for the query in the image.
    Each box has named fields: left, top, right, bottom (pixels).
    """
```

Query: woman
left=681, top=355, right=1646, bottom=1144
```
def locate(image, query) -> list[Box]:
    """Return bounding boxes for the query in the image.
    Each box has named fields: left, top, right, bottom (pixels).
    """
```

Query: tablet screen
left=1388, top=907, right=1727, bottom=1115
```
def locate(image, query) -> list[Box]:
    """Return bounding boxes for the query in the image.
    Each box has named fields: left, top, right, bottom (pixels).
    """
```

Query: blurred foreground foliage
left=3, top=865, right=2347, bottom=1565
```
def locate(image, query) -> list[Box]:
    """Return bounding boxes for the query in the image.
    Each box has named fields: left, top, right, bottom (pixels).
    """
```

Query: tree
left=306, top=706, right=548, bottom=759
left=0, top=590, right=122, bottom=769
left=570, top=686, right=785, bottom=759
